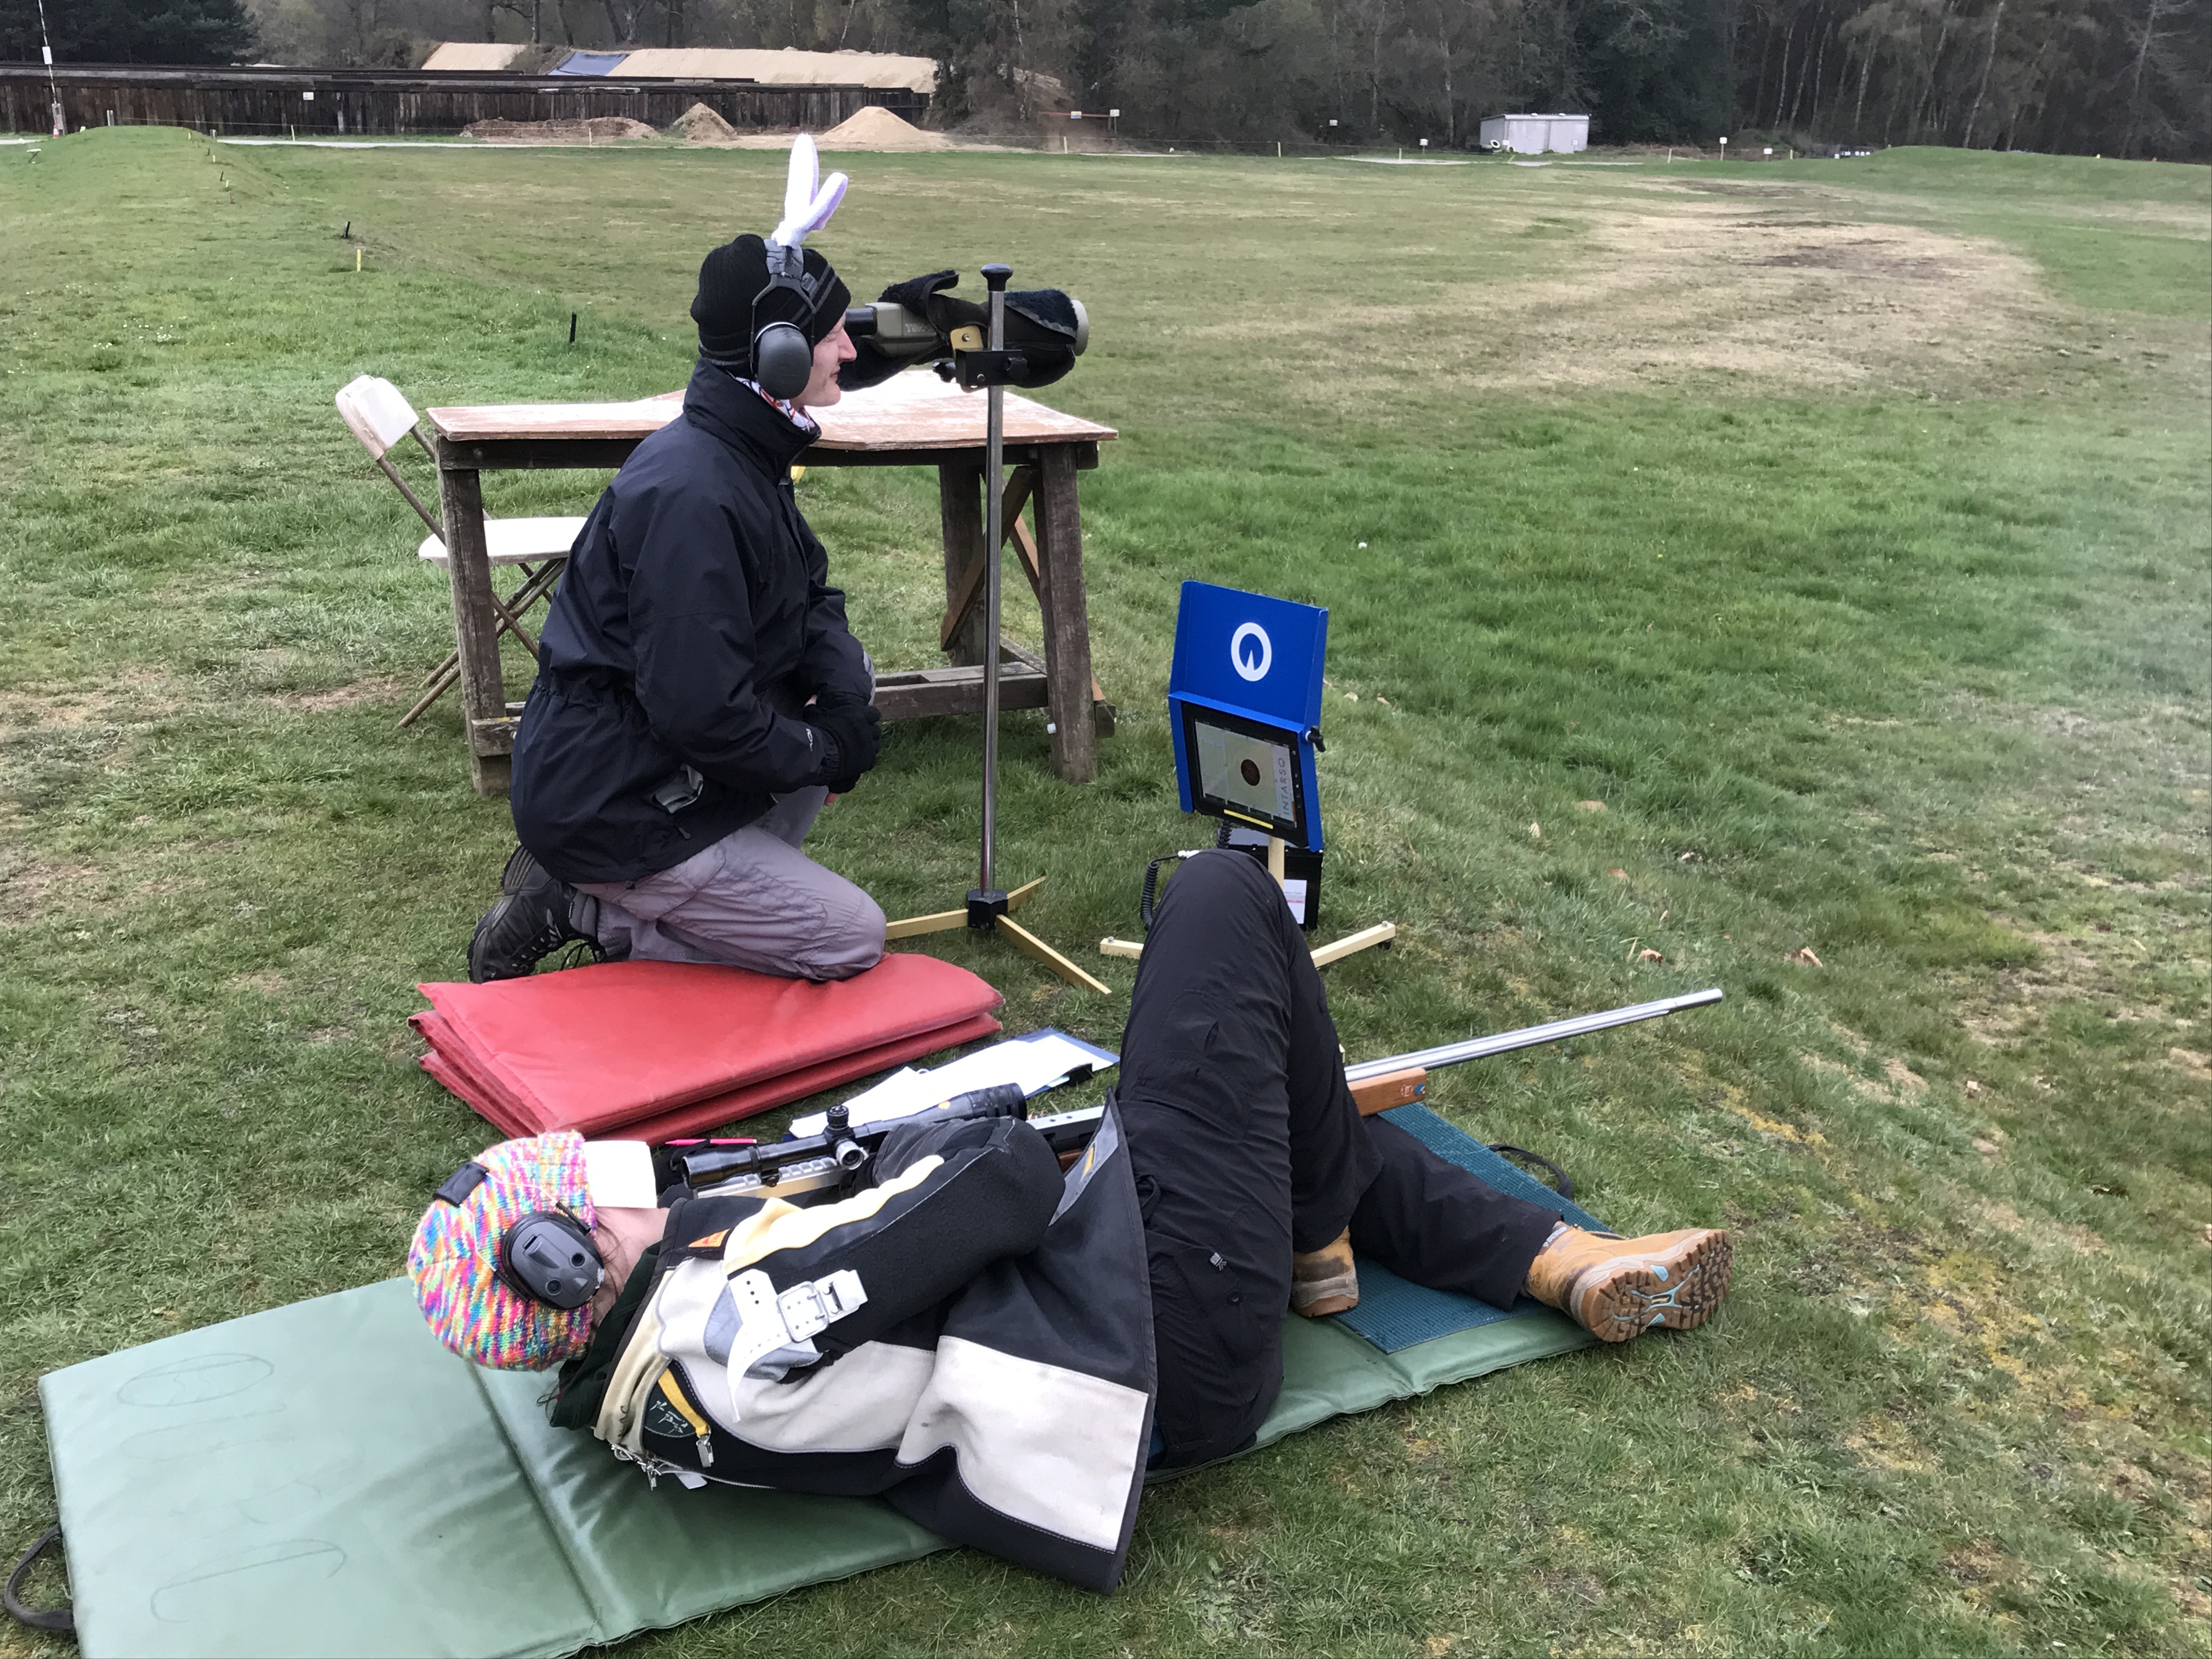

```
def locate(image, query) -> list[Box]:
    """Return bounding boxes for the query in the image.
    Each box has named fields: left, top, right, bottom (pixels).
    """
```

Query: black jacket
left=511, top=360, right=872, bottom=884
left=555, top=1104, right=1157, bottom=1594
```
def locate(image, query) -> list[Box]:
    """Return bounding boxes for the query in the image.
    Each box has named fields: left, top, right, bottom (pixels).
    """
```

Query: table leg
left=1032, top=446, right=1098, bottom=785
left=432, top=460, right=512, bottom=796
left=938, top=460, right=987, bottom=668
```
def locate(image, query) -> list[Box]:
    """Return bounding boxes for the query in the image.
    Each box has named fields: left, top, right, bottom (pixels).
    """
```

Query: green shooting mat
left=39, top=1282, right=1591, bottom=1658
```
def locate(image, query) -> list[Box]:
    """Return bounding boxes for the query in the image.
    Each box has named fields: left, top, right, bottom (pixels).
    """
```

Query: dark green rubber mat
left=41, top=1267, right=1591, bottom=1656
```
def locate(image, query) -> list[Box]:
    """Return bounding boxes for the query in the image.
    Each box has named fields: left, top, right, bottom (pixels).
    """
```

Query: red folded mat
left=411, top=955, right=1003, bottom=1142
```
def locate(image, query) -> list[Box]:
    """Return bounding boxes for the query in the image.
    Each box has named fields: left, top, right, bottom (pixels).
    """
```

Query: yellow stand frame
left=891, top=878, right=1111, bottom=996
left=1098, top=836, right=1396, bottom=969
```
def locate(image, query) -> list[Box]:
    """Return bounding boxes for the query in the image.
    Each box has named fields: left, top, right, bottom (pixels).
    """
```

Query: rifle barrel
left=1342, top=987, right=1723, bottom=1084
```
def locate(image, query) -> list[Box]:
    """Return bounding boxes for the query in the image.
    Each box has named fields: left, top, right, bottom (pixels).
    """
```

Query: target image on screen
left=1180, top=703, right=1311, bottom=844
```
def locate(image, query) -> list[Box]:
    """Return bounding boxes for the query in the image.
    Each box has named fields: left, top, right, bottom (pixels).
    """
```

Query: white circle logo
left=1230, top=622, right=1272, bottom=682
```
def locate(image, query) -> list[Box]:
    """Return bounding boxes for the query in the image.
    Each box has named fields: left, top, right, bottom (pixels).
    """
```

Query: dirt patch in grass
left=0, top=687, right=123, bottom=730
left=283, top=676, right=403, bottom=712
left=1217, top=193, right=2064, bottom=399
left=0, top=856, right=103, bottom=915
left=1957, top=922, right=2165, bottom=1047
left=462, top=117, right=658, bottom=144
left=1463, top=205, right=2061, bottom=396
left=1849, top=1412, right=1939, bottom=1474
left=2167, top=1046, right=2212, bottom=1080
left=1944, top=1537, right=2018, bottom=1602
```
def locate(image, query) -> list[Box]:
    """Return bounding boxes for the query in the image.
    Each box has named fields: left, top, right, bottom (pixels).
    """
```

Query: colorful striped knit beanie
left=408, top=1132, right=596, bottom=1370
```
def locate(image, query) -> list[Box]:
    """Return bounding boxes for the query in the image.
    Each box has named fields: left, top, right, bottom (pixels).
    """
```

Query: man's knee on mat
left=800, top=887, right=888, bottom=980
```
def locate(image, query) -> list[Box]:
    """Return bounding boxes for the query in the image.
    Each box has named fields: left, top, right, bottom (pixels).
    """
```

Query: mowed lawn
left=1, top=128, right=2207, bottom=1657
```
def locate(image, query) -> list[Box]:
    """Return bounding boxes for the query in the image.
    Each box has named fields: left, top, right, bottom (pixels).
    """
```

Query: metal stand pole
left=978, top=265, right=1008, bottom=897
left=884, top=262, right=1108, bottom=994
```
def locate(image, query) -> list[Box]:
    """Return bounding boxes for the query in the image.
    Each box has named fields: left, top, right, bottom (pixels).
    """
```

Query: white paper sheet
left=788, top=1031, right=1115, bottom=1137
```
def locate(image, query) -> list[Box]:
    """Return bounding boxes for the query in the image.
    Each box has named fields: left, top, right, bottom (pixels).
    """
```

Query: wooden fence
left=0, top=64, right=926, bottom=137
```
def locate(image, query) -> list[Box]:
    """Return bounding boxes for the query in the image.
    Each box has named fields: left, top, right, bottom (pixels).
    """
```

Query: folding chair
left=334, top=375, right=588, bottom=727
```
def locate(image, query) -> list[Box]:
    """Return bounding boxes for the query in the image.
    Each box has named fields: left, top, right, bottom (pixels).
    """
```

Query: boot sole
left=1568, top=1230, right=1731, bottom=1342
left=1291, top=1278, right=1360, bottom=1318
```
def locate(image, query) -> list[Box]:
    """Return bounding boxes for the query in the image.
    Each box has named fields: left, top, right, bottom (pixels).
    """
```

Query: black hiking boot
left=469, top=850, right=603, bottom=982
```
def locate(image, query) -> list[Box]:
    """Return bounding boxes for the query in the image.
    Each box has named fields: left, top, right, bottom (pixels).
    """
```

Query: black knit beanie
left=692, top=234, right=851, bottom=374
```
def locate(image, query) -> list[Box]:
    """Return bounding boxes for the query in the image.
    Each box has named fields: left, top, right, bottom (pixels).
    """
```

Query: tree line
left=4, top=0, right=2204, bottom=158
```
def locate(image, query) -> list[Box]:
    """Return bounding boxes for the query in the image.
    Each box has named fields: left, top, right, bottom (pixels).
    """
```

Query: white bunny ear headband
left=744, top=135, right=850, bottom=397
left=765, top=133, right=847, bottom=275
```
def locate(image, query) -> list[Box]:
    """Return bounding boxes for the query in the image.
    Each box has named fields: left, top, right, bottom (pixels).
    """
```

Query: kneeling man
left=472, top=223, right=884, bottom=983
left=415, top=852, right=1733, bottom=1590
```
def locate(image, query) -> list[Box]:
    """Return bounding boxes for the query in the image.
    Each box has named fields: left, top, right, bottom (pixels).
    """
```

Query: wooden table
left=425, top=373, right=1119, bottom=796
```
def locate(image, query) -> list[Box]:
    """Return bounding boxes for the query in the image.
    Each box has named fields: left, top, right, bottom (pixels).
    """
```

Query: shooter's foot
left=1525, top=1226, right=1731, bottom=1342
left=498, top=843, right=542, bottom=895
left=469, top=849, right=605, bottom=981
left=1290, top=1227, right=1359, bottom=1317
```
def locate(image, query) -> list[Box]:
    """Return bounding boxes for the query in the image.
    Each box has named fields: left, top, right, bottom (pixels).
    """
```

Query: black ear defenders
left=498, top=1211, right=604, bottom=1312
left=434, top=1160, right=606, bottom=1312
left=752, top=245, right=828, bottom=400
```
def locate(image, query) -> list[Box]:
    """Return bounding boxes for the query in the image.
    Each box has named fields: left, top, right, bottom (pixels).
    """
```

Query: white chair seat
left=417, top=516, right=589, bottom=566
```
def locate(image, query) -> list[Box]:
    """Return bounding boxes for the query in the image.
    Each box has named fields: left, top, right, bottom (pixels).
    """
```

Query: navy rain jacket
left=511, top=360, right=872, bottom=884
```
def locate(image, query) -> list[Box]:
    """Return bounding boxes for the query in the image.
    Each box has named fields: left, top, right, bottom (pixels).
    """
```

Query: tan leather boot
left=1290, top=1228, right=1359, bottom=1317
left=1525, top=1226, right=1731, bottom=1342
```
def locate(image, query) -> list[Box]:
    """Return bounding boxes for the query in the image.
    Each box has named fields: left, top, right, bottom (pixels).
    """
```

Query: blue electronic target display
left=1167, top=582, right=1329, bottom=851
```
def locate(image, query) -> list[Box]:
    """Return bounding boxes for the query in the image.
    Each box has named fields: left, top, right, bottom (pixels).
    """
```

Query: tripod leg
left=997, top=915, right=1111, bottom=995
left=885, top=907, right=972, bottom=940
left=1310, top=921, right=1398, bottom=968
left=1002, top=877, right=1045, bottom=913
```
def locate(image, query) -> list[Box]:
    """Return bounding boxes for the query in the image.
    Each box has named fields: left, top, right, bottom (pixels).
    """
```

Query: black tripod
left=886, top=263, right=1109, bottom=995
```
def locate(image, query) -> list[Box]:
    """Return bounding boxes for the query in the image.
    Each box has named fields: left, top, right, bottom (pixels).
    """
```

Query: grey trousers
left=575, top=788, right=887, bottom=982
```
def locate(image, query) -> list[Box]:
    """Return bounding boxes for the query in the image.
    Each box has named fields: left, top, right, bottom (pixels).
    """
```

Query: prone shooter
left=410, top=851, right=1734, bottom=1593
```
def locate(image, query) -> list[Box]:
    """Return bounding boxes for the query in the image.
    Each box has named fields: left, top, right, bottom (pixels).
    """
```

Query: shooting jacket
left=510, top=358, right=873, bottom=885
left=551, top=1105, right=1156, bottom=1593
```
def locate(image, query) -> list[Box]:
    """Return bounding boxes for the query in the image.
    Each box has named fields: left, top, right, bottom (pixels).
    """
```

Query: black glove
left=810, top=700, right=881, bottom=794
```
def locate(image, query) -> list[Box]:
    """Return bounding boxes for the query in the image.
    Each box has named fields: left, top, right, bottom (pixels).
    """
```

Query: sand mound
left=817, top=105, right=954, bottom=151
left=672, top=101, right=739, bottom=144
left=462, top=117, right=657, bottom=144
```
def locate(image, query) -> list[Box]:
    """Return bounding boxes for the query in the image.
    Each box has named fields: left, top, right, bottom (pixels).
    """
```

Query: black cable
left=1138, top=847, right=1210, bottom=933
left=4, top=1525, right=71, bottom=1635
left=1485, top=1145, right=1574, bottom=1203
left=1138, top=857, right=1171, bottom=932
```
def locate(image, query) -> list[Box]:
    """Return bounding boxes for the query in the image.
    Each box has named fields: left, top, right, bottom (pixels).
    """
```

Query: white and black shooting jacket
left=553, top=1105, right=1155, bottom=1593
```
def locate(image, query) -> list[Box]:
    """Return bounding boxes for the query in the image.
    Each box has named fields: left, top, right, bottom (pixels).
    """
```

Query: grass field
left=1, top=129, right=2207, bottom=1657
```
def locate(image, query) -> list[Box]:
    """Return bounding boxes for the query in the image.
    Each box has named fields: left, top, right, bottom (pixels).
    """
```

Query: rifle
left=665, top=988, right=1722, bottom=1205
left=659, top=1084, right=1030, bottom=1205
left=1341, top=987, right=1724, bottom=1114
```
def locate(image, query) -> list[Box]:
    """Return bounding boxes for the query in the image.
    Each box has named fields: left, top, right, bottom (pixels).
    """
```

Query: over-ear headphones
left=751, top=247, right=827, bottom=401
left=497, top=1211, right=603, bottom=1311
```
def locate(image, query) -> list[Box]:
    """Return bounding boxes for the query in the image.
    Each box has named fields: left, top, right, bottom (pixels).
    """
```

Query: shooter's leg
left=1118, top=849, right=1316, bottom=1469
left=1346, top=1118, right=1560, bottom=1310
left=1269, top=879, right=1557, bottom=1311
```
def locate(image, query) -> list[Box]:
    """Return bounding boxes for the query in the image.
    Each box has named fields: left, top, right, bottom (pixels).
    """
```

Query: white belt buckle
left=777, top=1269, right=866, bottom=1340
